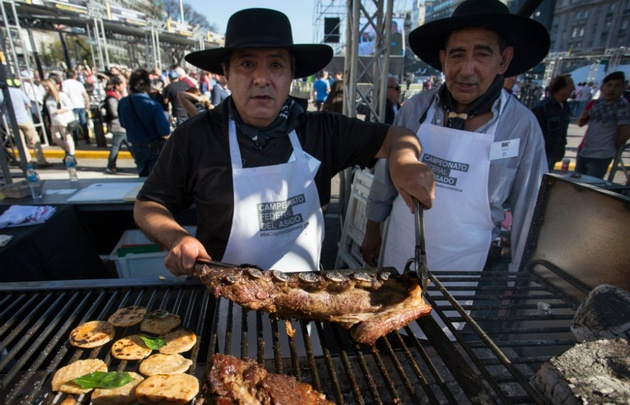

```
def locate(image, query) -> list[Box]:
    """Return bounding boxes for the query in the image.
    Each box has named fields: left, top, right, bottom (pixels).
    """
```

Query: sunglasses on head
left=388, top=85, right=401, bottom=91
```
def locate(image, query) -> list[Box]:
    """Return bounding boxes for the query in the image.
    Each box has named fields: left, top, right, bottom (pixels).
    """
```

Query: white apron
left=382, top=92, right=508, bottom=337
left=219, top=120, right=324, bottom=358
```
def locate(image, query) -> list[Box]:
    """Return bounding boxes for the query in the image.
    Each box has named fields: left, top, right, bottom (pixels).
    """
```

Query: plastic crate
left=109, top=227, right=196, bottom=278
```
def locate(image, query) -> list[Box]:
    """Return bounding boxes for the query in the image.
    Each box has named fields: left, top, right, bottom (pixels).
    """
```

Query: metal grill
left=0, top=266, right=584, bottom=405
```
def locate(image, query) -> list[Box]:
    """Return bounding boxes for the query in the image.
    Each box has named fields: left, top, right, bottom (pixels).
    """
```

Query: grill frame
left=0, top=269, right=582, bottom=405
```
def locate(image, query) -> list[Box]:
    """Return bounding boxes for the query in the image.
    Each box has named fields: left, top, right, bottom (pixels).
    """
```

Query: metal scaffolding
left=0, top=0, right=50, bottom=182
left=0, top=0, right=218, bottom=175
left=542, top=47, right=630, bottom=87
left=314, top=0, right=397, bottom=223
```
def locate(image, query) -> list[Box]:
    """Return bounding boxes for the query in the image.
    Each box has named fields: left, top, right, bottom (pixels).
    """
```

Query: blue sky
left=184, top=1, right=318, bottom=44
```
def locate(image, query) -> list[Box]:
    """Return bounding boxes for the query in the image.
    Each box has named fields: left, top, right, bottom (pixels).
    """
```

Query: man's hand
left=378, top=126, right=435, bottom=212
left=361, top=220, right=383, bottom=267
left=576, top=110, right=590, bottom=127
left=134, top=200, right=210, bottom=277
left=164, top=234, right=211, bottom=276
left=389, top=158, right=435, bottom=211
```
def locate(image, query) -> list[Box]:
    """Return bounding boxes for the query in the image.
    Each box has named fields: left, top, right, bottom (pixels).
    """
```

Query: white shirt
left=22, top=81, right=45, bottom=104
left=61, top=79, right=87, bottom=108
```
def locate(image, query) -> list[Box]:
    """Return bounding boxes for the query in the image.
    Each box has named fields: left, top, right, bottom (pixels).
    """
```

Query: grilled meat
left=197, top=265, right=432, bottom=345
left=206, top=354, right=333, bottom=404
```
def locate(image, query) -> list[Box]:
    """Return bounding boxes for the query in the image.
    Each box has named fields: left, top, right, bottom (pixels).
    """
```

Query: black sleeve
left=301, top=111, right=389, bottom=206
left=531, top=103, right=545, bottom=130
left=106, top=96, right=118, bottom=121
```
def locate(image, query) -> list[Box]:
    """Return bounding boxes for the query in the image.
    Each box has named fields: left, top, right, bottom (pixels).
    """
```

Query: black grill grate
left=0, top=267, right=582, bottom=405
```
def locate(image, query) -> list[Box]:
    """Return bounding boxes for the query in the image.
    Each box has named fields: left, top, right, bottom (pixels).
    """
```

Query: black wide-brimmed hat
left=185, top=8, right=333, bottom=79
left=408, top=0, right=550, bottom=77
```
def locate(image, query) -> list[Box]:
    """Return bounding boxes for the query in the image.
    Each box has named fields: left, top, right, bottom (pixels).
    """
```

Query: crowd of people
left=10, top=58, right=624, bottom=182
left=5, top=62, right=236, bottom=175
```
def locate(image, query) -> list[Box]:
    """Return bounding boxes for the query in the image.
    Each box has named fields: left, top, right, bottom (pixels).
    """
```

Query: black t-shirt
left=163, top=80, right=190, bottom=119
left=137, top=98, right=389, bottom=261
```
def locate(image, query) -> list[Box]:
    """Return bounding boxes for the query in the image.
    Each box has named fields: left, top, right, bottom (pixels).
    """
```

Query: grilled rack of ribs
left=204, top=354, right=334, bottom=404
left=197, top=265, right=432, bottom=345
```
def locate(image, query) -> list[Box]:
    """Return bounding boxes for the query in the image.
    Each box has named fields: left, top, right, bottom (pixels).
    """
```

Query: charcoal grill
left=0, top=270, right=580, bottom=405
left=1, top=175, right=628, bottom=405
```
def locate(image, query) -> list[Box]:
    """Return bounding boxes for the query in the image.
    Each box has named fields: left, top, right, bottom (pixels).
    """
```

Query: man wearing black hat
left=133, top=8, right=435, bottom=276
left=575, top=71, right=630, bottom=179
left=362, top=0, right=550, bottom=278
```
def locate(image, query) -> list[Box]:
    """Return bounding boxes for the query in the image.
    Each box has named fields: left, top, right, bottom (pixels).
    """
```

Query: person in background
left=148, top=75, right=168, bottom=123
left=0, top=80, right=51, bottom=168
left=133, top=7, right=434, bottom=277
left=571, top=82, right=583, bottom=116
left=503, top=76, right=518, bottom=96
left=574, top=81, right=593, bottom=117
left=404, top=72, right=415, bottom=90
left=359, top=30, right=376, bottom=55
left=162, top=70, right=189, bottom=127
left=105, top=75, right=131, bottom=174
left=322, top=79, right=344, bottom=113
left=328, top=71, right=343, bottom=87
left=362, top=0, right=549, bottom=278
left=311, top=70, right=330, bottom=111
left=21, top=70, right=45, bottom=117
left=385, top=75, right=402, bottom=124
left=61, top=69, right=91, bottom=144
left=532, top=74, right=574, bottom=171
left=575, top=71, right=630, bottom=179
left=199, top=71, right=212, bottom=97
left=390, top=20, right=403, bottom=56
left=211, top=74, right=230, bottom=107
left=148, top=67, right=161, bottom=82
left=178, top=86, right=211, bottom=117
left=118, top=69, right=171, bottom=177
left=21, top=70, right=48, bottom=144
left=176, top=67, right=197, bottom=88
left=41, top=78, right=76, bottom=160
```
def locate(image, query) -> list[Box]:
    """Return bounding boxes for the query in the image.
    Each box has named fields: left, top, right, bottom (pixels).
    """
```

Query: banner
left=167, top=18, right=193, bottom=37
left=43, top=0, right=88, bottom=14
left=106, top=4, right=147, bottom=26
left=206, top=31, right=225, bottom=46
left=358, top=17, right=405, bottom=57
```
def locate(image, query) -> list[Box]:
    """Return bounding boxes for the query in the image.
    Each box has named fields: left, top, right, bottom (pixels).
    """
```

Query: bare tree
left=160, top=0, right=180, bottom=21
left=158, top=0, right=217, bottom=32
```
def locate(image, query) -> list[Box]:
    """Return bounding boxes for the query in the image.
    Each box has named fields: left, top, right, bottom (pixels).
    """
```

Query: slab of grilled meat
left=204, top=354, right=333, bottom=405
left=197, top=265, right=432, bottom=345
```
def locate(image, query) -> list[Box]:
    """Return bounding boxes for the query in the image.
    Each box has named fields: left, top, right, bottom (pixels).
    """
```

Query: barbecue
left=206, top=353, right=334, bottom=404
left=198, top=265, right=432, bottom=345
left=1, top=175, right=628, bottom=404
left=0, top=270, right=578, bottom=405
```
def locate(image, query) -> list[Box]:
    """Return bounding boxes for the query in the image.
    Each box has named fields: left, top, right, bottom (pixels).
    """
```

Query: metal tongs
left=405, top=199, right=429, bottom=298
left=193, top=259, right=237, bottom=273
